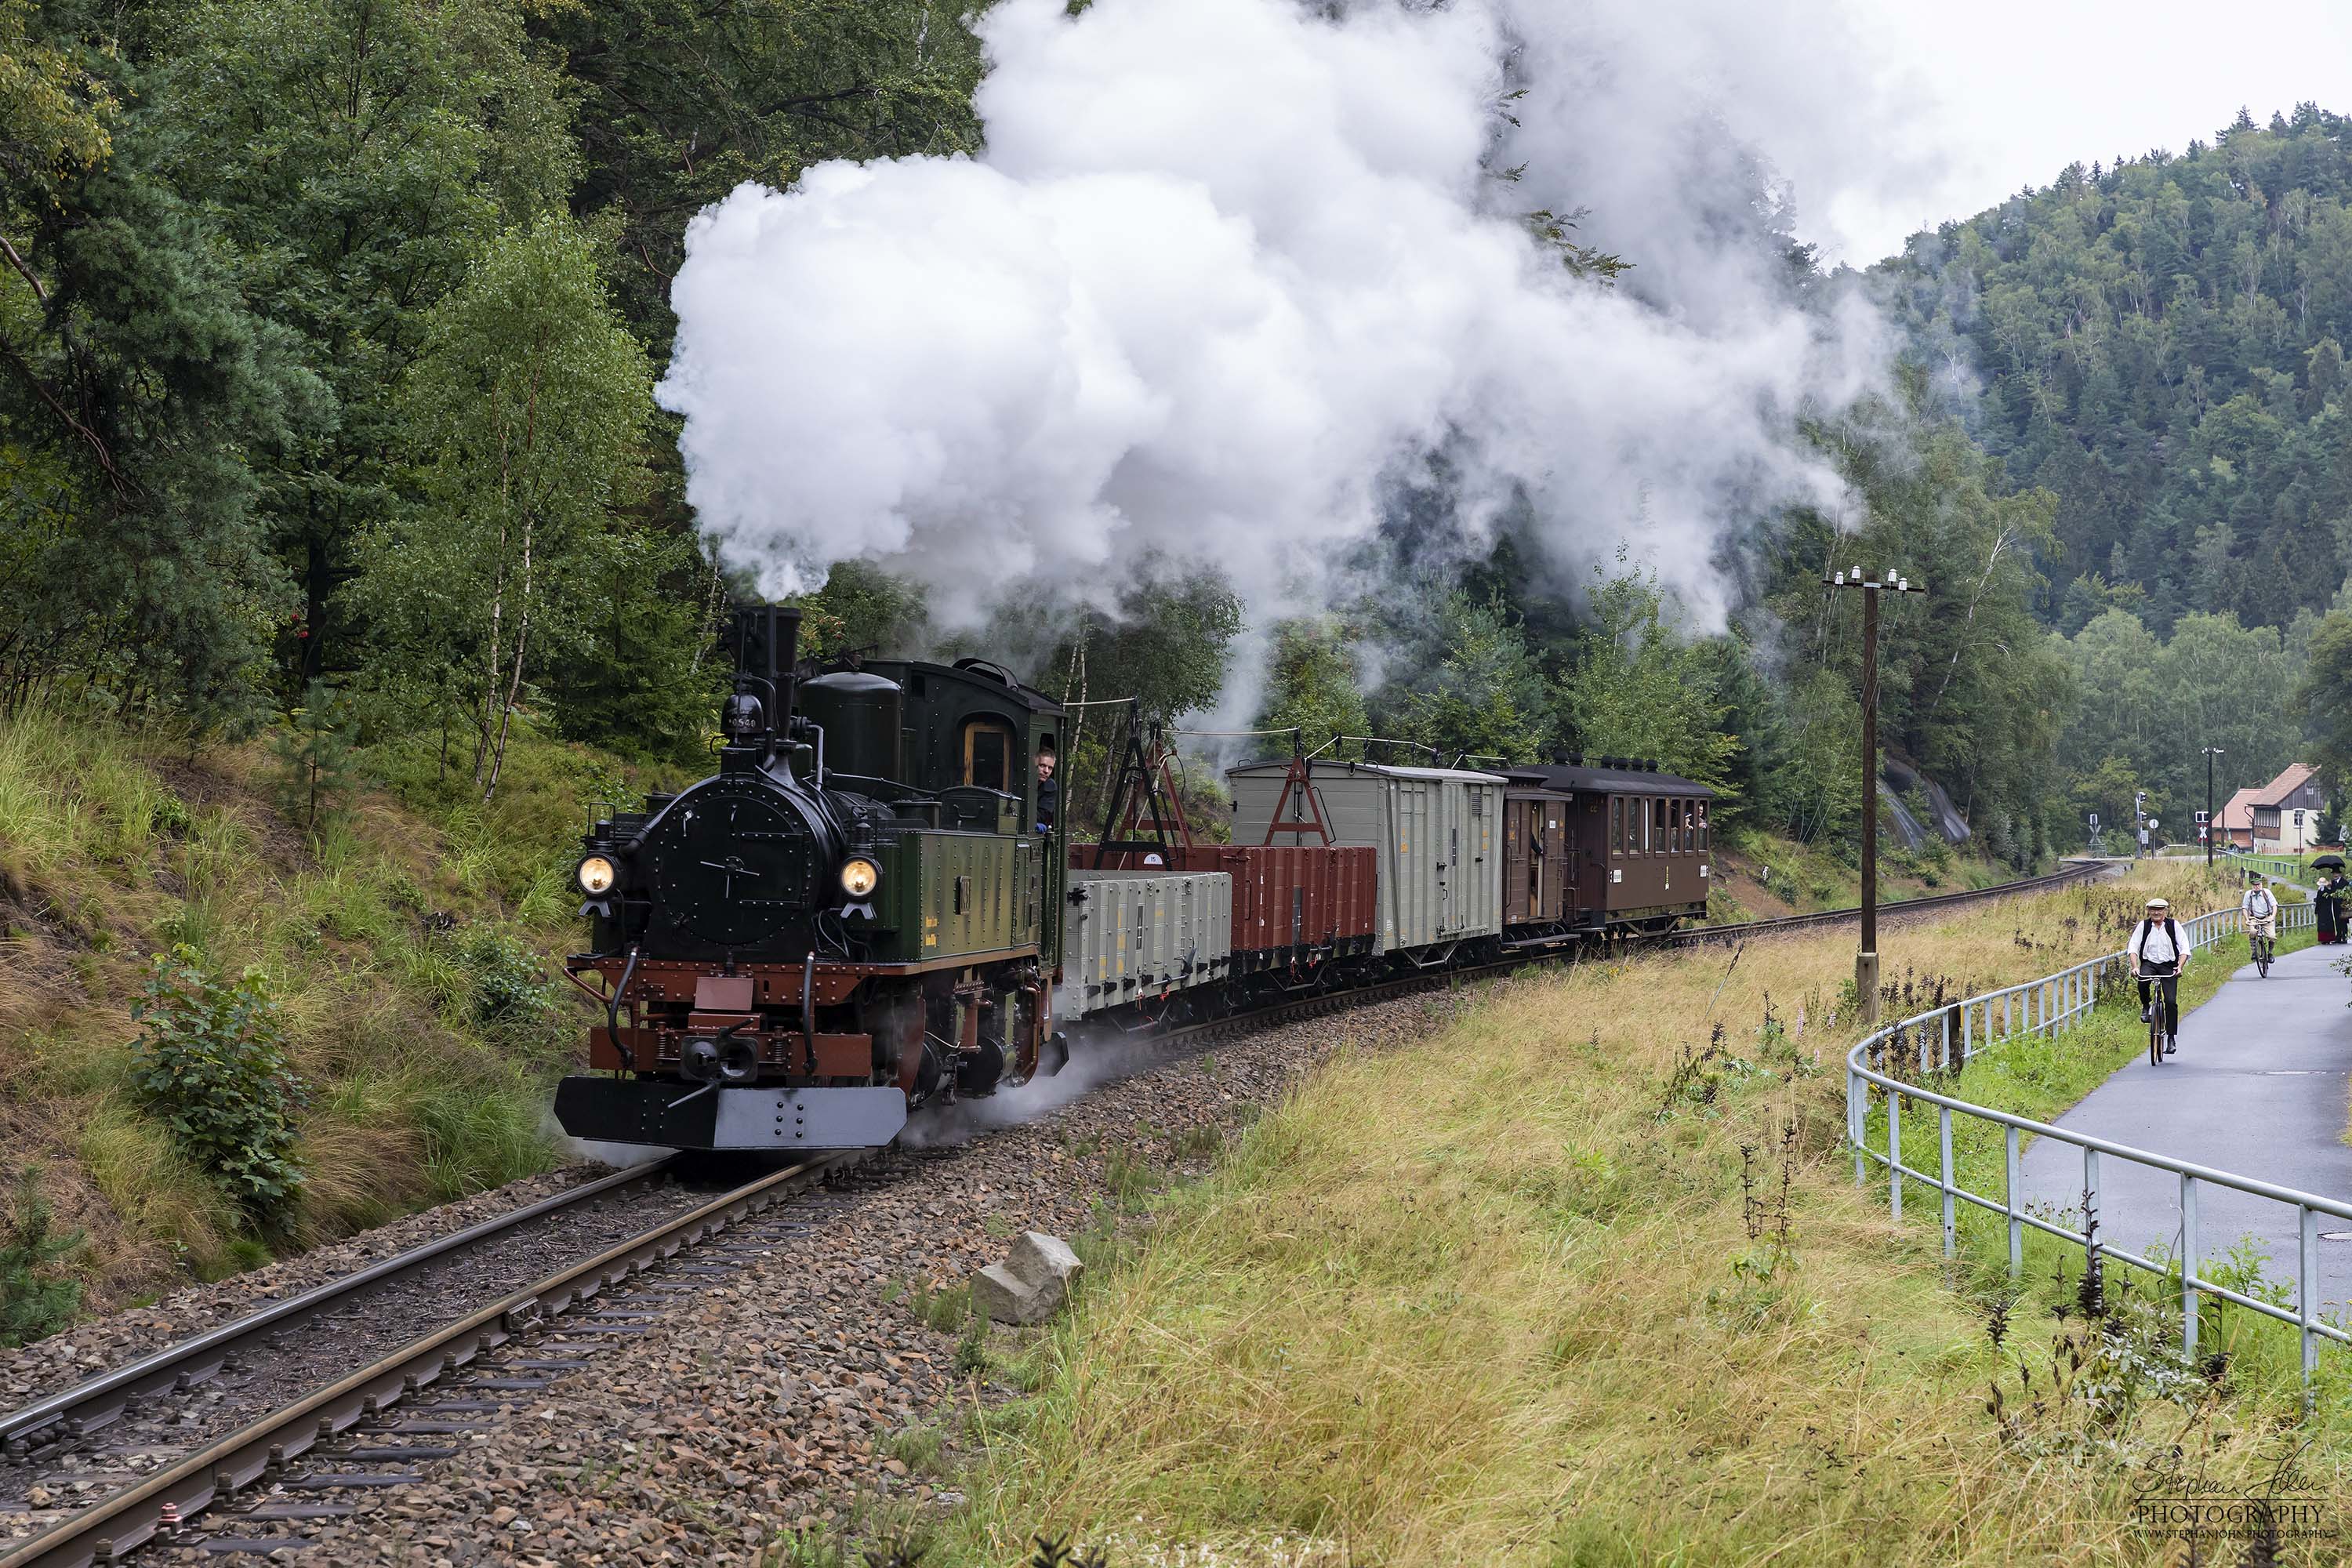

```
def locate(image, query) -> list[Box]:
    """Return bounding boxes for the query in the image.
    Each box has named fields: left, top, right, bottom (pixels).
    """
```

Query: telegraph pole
left=1825, top=565, right=1925, bottom=1026
left=2202, top=746, right=2224, bottom=867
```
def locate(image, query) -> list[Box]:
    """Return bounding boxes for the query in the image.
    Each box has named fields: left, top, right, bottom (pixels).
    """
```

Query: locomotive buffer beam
left=554, top=1078, right=907, bottom=1152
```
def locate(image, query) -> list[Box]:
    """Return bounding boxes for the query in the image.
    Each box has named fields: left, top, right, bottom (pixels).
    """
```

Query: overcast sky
left=1796, top=1, right=2352, bottom=265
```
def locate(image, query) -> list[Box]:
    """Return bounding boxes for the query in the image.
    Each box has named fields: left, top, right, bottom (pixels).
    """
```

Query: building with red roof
left=2247, top=763, right=2327, bottom=852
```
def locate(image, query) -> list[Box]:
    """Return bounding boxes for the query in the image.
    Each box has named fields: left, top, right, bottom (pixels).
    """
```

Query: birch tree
left=368, top=218, right=652, bottom=797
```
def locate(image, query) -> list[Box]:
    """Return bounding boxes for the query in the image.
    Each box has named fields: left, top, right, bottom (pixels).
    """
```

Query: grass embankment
left=0, top=708, right=662, bottom=1326
left=937, top=861, right=2349, bottom=1566
left=1705, top=824, right=2018, bottom=925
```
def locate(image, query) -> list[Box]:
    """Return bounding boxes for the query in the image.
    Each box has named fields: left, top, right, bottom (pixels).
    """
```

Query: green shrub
left=129, top=946, right=308, bottom=1225
left=1, top=1170, right=84, bottom=1345
left=270, top=681, right=357, bottom=834
left=454, top=925, right=559, bottom=1040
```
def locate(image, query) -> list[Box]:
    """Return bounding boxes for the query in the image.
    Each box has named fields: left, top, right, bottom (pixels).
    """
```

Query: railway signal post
left=1826, top=566, right=1924, bottom=1027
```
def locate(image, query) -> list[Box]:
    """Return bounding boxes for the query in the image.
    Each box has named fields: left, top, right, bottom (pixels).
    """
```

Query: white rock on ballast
left=972, top=1231, right=1082, bottom=1324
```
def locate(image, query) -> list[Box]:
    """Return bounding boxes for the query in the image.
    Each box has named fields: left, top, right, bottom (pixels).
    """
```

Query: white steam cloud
left=658, top=0, right=1907, bottom=633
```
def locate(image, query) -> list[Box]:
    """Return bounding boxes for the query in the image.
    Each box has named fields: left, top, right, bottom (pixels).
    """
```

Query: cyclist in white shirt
left=2132, top=896, right=2187, bottom=1054
left=2242, top=877, right=2279, bottom=966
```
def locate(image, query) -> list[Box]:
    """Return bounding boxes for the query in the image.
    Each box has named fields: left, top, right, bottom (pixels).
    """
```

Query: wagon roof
left=1225, top=760, right=1509, bottom=785
left=1503, top=764, right=1714, bottom=799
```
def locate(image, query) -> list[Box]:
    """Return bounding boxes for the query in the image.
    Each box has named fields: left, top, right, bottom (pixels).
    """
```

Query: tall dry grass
left=940, top=862, right=2347, bottom=1566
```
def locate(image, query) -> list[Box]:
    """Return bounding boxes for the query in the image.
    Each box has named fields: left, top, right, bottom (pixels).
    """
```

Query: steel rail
left=1, top=1158, right=673, bottom=1456
left=1663, top=858, right=2106, bottom=949
left=0, top=1156, right=841, bottom=1568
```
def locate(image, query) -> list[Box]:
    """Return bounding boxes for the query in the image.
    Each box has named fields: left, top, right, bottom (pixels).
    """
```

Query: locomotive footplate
left=555, top=1076, right=909, bottom=1151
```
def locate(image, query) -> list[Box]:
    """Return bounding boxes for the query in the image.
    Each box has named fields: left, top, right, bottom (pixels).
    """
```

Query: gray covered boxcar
left=1228, top=760, right=1506, bottom=957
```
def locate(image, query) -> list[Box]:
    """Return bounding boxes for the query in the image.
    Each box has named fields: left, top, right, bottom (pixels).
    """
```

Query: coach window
left=1652, top=797, right=1667, bottom=855
left=963, top=719, right=1016, bottom=792
left=1697, top=802, right=1709, bottom=852
left=1610, top=797, right=1622, bottom=854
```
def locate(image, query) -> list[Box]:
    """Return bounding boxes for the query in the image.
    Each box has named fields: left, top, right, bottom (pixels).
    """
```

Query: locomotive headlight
left=576, top=855, right=617, bottom=895
left=838, top=856, right=880, bottom=898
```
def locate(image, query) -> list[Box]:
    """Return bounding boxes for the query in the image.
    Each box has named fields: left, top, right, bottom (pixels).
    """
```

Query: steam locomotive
left=554, top=605, right=1711, bottom=1153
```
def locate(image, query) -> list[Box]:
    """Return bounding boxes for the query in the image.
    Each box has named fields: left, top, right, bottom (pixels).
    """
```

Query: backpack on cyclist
left=2133, top=916, right=2185, bottom=968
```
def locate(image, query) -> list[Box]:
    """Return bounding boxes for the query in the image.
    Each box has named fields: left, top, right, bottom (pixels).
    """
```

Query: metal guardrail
left=1844, top=891, right=2344, bottom=1388
left=2236, top=853, right=2311, bottom=884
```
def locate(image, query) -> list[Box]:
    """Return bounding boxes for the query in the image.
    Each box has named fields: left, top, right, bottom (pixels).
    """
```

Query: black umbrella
left=2314, top=854, right=2347, bottom=871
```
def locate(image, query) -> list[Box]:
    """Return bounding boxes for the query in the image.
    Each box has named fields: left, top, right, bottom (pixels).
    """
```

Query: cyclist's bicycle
left=2137, top=966, right=2179, bottom=1065
left=2249, top=915, right=2277, bottom=978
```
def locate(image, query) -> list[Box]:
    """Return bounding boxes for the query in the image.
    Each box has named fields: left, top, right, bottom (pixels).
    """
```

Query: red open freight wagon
left=1141, top=844, right=1377, bottom=969
left=1076, top=737, right=1377, bottom=976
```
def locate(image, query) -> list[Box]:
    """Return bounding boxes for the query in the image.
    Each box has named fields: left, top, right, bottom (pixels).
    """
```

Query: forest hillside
left=1878, top=105, right=2352, bottom=828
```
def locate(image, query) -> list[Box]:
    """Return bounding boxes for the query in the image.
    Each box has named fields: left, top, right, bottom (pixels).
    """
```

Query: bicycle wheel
left=2258, top=939, right=2271, bottom=978
left=2149, top=1007, right=2164, bottom=1066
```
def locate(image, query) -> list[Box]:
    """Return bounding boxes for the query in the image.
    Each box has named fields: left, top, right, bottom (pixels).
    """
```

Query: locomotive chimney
left=722, top=604, right=803, bottom=760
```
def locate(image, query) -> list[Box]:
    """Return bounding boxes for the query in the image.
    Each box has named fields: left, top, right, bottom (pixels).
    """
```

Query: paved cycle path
left=2017, top=941, right=2352, bottom=1306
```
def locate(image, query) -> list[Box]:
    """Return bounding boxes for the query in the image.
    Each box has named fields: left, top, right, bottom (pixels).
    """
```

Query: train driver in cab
left=1036, top=739, right=1059, bottom=833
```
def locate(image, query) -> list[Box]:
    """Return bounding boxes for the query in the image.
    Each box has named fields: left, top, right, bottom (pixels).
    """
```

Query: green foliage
left=2299, top=612, right=2352, bottom=790
left=270, top=680, right=357, bottom=833
left=0, top=0, right=112, bottom=187
left=365, top=216, right=658, bottom=797
left=1384, top=590, right=1549, bottom=765
left=1762, top=408, right=2067, bottom=858
left=1252, top=618, right=1368, bottom=758
left=1881, top=108, right=2352, bottom=633
left=2060, top=608, right=2307, bottom=823
left=1037, top=568, right=1244, bottom=725
left=128, top=946, right=308, bottom=1223
left=1, top=1168, right=85, bottom=1346
left=791, top=560, right=931, bottom=662
left=0, top=122, right=325, bottom=731
left=1556, top=554, right=1737, bottom=788
left=535, top=0, right=985, bottom=351
left=154, top=0, right=576, bottom=691
left=450, top=924, right=560, bottom=1041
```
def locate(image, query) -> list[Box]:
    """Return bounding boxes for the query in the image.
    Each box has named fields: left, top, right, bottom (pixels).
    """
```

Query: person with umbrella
left=2315, top=853, right=2348, bottom=944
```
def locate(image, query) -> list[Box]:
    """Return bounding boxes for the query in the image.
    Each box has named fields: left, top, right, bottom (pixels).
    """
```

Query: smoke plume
left=658, top=0, right=1915, bottom=633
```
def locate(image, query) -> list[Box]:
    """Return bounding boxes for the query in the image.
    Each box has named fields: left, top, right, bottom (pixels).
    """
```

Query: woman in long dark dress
left=2321, top=875, right=2346, bottom=944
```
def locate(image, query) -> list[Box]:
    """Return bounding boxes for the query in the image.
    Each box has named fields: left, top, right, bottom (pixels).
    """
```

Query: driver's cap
left=2146, top=896, right=2170, bottom=910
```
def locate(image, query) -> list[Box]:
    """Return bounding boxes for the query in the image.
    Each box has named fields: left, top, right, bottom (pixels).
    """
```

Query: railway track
left=0, top=1157, right=858, bottom=1567
left=1145, top=858, right=2110, bottom=1049
left=1661, top=856, right=2110, bottom=948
